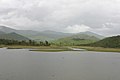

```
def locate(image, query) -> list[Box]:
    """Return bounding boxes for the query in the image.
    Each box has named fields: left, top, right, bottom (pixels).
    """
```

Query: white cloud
left=64, top=24, right=90, bottom=33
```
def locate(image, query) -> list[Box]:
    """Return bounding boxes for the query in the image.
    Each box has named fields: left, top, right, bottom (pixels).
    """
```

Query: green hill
left=87, top=35, right=120, bottom=48
left=53, top=34, right=99, bottom=46
left=0, top=32, right=30, bottom=41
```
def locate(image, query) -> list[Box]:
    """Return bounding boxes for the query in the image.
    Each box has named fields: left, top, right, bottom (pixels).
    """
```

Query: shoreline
left=0, top=45, right=120, bottom=52
left=73, top=46, right=120, bottom=52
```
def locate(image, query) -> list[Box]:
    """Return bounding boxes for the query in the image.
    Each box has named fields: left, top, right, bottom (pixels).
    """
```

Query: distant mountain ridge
left=53, top=34, right=99, bottom=46
left=33, top=30, right=73, bottom=40
left=0, top=31, right=5, bottom=34
left=77, top=31, right=104, bottom=39
left=0, top=32, right=30, bottom=41
left=0, top=26, right=16, bottom=33
left=0, top=25, right=104, bottom=41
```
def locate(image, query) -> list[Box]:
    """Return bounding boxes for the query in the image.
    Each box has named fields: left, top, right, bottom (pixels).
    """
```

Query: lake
left=0, top=48, right=120, bottom=80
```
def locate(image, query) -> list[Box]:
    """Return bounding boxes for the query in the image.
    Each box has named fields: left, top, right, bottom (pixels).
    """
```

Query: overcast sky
left=0, top=0, right=120, bottom=36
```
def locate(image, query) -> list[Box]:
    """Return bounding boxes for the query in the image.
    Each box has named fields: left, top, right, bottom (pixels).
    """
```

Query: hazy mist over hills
left=0, top=26, right=104, bottom=41
left=0, top=32, right=29, bottom=41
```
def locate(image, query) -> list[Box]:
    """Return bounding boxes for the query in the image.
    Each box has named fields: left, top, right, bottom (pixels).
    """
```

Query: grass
left=0, top=45, right=6, bottom=48
left=5, top=45, right=63, bottom=49
left=0, top=45, right=120, bottom=52
left=8, top=45, right=72, bottom=52
left=73, top=46, right=120, bottom=52
left=30, top=49, right=71, bottom=52
left=0, top=45, right=72, bottom=52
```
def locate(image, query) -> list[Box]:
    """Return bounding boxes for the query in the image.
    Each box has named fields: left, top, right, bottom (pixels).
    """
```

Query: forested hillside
left=86, top=35, right=120, bottom=48
left=53, top=34, right=99, bottom=46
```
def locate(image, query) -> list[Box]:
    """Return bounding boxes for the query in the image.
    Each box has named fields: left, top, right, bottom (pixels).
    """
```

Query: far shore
left=73, top=46, right=120, bottom=52
left=0, top=45, right=120, bottom=52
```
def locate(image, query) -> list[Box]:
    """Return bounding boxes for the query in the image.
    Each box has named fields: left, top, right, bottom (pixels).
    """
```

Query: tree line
left=0, top=39, right=50, bottom=46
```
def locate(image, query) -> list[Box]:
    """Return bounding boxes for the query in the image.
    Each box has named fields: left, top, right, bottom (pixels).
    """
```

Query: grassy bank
left=0, top=45, right=62, bottom=49
left=0, top=45, right=72, bottom=52
left=0, top=45, right=6, bottom=48
left=30, top=49, right=71, bottom=52
left=73, top=46, right=120, bottom=52
left=0, top=45, right=120, bottom=52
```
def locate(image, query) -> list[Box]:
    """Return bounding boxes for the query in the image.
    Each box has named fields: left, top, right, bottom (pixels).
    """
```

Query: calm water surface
left=0, top=48, right=120, bottom=80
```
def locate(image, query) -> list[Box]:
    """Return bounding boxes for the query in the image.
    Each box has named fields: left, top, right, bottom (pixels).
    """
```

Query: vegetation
left=84, top=35, right=120, bottom=48
left=73, top=46, right=120, bottom=52
left=30, top=48, right=72, bottom=52
left=53, top=34, right=99, bottom=46
left=0, top=39, right=50, bottom=46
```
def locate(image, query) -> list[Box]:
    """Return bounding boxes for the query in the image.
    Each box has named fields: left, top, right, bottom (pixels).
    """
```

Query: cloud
left=91, top=23, right=120, bottom=36
left=64, top=24, right=90, bottom=33
left=0, top=0, right=120, bottom=36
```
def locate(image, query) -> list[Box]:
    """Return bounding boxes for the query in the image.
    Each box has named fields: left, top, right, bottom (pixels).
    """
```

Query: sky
left=0, top=0, right=120, bottom=36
